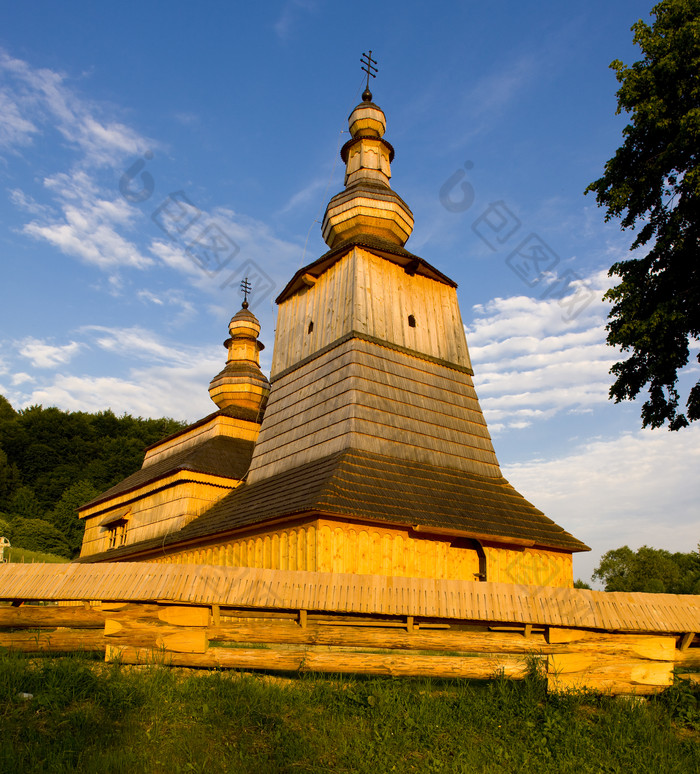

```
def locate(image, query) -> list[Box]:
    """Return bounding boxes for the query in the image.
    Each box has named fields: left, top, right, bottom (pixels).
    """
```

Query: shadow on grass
left=0, top=651, right=698, bottom=773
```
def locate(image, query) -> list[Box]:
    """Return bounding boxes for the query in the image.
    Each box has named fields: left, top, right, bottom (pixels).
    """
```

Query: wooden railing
left=0, top=563, right=698, bottom=695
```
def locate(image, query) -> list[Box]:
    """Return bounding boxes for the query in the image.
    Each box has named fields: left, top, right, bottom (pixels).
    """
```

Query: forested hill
left=0, top=395, right=185, bottom=557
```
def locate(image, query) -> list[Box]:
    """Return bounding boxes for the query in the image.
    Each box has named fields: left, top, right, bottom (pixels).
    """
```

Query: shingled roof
left=82, top=435, right=256, bottom=510
left=78, top=448, right=588, bottom=561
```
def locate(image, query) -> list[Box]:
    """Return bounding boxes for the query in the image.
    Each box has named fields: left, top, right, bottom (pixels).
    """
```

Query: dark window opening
left=408, top=314, right=416, bottom=328
left=308, top=321, right=314, bottom=334
left=107, top=521, right=128, bottom=549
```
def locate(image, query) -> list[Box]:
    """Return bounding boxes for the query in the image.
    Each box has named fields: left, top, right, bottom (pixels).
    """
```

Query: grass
left=3, top=547, right=70, bottom=563
left=0, top=652, right=698, bottom=774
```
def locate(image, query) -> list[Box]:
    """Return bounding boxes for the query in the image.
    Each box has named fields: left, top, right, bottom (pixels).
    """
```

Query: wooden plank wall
left=248, top=338, right=500, bottom=482
left=270, top=248, right=472, bottom=378
left=81, top=477, right=235, bottom=557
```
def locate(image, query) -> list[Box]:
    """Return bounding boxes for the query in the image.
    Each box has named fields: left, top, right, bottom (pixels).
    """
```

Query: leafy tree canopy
left=592, top=544, right=700, bottom=593
left=0, top=396, right=185, bottom=554
left=11, top=518, right=71, bottom=557
left=0, top=395, right=16, bottom=423
left=0, top=398, right=184, bottom=511
left=9, top=486, right=43, bottom=519
left=49, top=480, right=101, bottom=557
left=586, top=0, right=700, bottom=430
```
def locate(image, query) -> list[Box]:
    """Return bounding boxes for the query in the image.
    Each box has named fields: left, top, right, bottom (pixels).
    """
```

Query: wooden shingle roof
left=81, top=435, right=255, bottom=510
left=79, top=448, right=588, bottom=559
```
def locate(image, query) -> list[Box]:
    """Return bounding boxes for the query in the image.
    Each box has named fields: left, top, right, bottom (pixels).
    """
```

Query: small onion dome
left=209, top=304, right=270, bottom=413
left=321, top=98, right=414, bottom=249
left=348, top=101, right=386, bottom=139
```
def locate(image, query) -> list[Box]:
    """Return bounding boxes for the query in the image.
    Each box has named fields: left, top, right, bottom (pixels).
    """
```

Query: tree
left=592, top=544, right=700, bottom=593
left=11, top=518, right=71, bottom=557
left=49, top=480, right=100, bottom=557
left=585, top=0, right=700, bottom=430
left=9, top=486, right=43, bottom=519
left=0, top=446, right=21, bottom=507
left=0, top=395, right=16, bottom=423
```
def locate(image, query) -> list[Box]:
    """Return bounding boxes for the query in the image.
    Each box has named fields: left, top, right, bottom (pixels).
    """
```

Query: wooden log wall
left=0, top=601, right=696, bottom=695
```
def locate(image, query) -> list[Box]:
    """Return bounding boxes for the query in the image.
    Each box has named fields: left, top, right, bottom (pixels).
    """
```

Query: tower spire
left=208, top=300, right=270, bottom=413
left=320, top=55, right=414, bottom=249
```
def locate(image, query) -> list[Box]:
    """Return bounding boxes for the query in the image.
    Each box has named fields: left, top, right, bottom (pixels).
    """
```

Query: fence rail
left=0, top=563, right=698, bottom=695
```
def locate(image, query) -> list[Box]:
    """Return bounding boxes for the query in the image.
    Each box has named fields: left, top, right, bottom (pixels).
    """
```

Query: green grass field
left=0, top=652, right=698, bottom=773
left=2, top=547, right=70, bottom=564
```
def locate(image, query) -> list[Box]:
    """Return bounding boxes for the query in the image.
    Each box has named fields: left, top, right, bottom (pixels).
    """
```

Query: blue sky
left=1, top=1, right=697, bottom=583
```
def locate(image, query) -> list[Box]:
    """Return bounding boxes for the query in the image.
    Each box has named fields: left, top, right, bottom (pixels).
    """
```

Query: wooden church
left=77, top=74, right=589, bottom=587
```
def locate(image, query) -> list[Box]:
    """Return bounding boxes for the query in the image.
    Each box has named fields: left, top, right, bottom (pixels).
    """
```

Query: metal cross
left=240, top=277, right=251, bottom=308
left=360, top=50, right=377, bottom=100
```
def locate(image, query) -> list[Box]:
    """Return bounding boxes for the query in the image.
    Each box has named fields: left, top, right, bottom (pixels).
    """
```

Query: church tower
left=77, top=61, right=588, bottom=587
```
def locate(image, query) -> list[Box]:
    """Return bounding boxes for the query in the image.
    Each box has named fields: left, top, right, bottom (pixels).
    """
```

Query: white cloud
left=0, top=51, right=151, bottom=166
left=19, top=338, right=82, bottom=368
left=278, top=176, right=329, bottom=215
left=20, top=356, right=222, bottom=422
left=19, top=170, right=153, bottom=270
left=137, top=289, right=196, bottom=323
left=10, top=372, right=33, bottom=385
left=467, top=269, right=616, bottom=430
left=82, top=325, right=183, bottom=364
left=503, top=424, right=700, bottom=584
left=149, top=207, right=301, bottom=309
left=0, top=89, right=38, bottom=148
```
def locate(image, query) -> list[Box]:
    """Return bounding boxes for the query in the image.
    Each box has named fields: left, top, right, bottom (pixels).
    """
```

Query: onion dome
left=321, top=96, right=414, bottom=249
left=208, top=302, right=270, bottom=413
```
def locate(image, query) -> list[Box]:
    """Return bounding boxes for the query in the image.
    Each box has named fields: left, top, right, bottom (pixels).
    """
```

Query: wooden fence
left=0, top=562, right=698, bottom=696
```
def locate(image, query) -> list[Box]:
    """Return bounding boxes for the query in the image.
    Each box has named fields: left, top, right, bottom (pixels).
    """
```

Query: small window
left=308, top=321, right=314, bottom=334
left=101, top=508, right=131, bottom=550
left=408, top=314, right=416, bottom=328
left=107, top=520, right=128, bottom=549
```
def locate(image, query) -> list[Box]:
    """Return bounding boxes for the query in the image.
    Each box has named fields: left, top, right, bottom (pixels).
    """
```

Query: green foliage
left=0, top=517, right=10, bottom=539
left=8, top=486, right=43, bottom=519
left=0, top=654, right=698, bottom=773
left=0, top=400, right=184, bottom=512
left=585, top=0, right=700, bottom=430
left=10, top=518, right=71, bottom=557
left=573, top=579, right=592, bottom=589
left=0, top=446, right=21, bottom=505
left=48, top=480, right=101, bottom=557
left=592, top=544, right=700, bottom=593
left=0, top=395, right=16, bottom=422
left=0, top=396, right=185, bottom=554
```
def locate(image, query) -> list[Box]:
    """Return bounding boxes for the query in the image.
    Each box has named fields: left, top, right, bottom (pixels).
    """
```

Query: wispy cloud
left=278, top=175, right=329, bottom=215
left=468, top=269, right=615, bottom=431
left=19, top=338, right=82, bottom=368
left=0, top=89, right=38, bottom=148
left=0, top=50, right=151, bottom=166
left=503, top=424, right=700, bottom=583
left=19, top=170, right=153, bottom=271
left=274, top=0, right=317, bottom=40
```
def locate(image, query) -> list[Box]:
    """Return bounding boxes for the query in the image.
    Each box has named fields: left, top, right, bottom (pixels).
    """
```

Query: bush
left=11, top=518, right=70, bottom=557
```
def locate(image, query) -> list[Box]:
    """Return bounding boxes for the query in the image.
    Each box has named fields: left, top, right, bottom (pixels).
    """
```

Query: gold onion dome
left=208, top=302, right=270, bottom=413
left=321, top=93, right=414, bottom=249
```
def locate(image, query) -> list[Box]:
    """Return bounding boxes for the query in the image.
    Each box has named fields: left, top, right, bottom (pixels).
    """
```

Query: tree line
left=0, top=395, right=184, bottom=557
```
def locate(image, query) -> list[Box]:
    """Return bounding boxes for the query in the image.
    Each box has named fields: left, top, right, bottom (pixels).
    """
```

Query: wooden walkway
left=1, top=562, right=699, bottom=634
